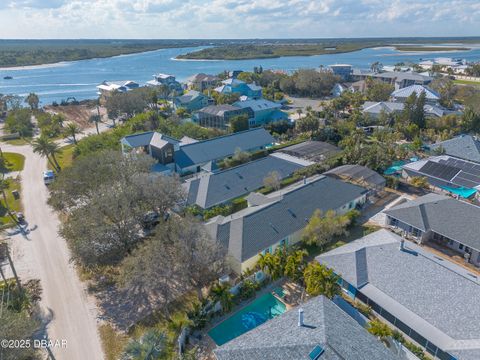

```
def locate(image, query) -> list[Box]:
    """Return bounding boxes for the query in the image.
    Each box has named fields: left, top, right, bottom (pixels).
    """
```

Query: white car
left=43, top=170, right=55, bottom=185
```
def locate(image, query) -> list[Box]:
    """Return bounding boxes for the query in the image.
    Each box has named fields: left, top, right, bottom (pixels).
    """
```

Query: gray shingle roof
left=391, top=85, right=440, bottom=101
left=384, top=193, right=480, bottom=251
left=317, top=229, right=480, bottom=358
left=184, top=155, right=304, bottom=209
left=430, top=135, right=480, bottom=163
left=279, top=141, right=341, bottom=163
left=324, top=165, right=386, bottom=189
left=121, top=131, right=179, bottom=148
left=214, top=295, right=401, bottom=360
left=174, top=128, right=274, bottom=169
left=206, top=176, right=366, bottom=262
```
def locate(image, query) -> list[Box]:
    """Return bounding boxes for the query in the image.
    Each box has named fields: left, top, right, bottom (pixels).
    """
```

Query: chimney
left=298, top=308, right=304, bottom=327
left=399, top=239, right=405, bottom=251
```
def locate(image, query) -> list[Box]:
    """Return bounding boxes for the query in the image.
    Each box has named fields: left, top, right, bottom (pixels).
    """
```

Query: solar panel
left=453, top=177, right=479, bottom=189
left=456, top=171, right=480, bottom=183
left=309, top=345, right=325, bottom=360
left=419, top=161, right=460, bottom=181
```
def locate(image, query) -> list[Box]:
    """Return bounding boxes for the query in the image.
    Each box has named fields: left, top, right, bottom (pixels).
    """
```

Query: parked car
left=43, top=170, right=55, bottom=185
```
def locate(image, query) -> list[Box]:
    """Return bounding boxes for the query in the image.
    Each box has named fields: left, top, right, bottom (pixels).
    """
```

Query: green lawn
left=2, top=152, right=25, bottom=172
left=453, top=79, right=480, bottom=87
left=0, top=178, right=23, bottom=228
left=4, top=138, right=31, bottom=146
left=47, top=144, right=75, bottom=170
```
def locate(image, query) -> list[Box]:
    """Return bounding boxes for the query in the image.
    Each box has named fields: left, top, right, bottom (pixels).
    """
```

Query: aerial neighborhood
left=2, top=38, right=480, bottom=360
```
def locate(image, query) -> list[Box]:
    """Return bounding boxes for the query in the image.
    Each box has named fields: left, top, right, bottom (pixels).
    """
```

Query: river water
left=1, top=45, right=480, bottom=105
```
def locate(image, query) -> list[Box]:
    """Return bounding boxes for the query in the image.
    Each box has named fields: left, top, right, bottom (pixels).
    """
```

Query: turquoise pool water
left=208, top=293, right=286, bottom=346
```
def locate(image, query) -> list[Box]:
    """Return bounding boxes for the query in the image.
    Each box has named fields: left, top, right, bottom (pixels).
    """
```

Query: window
left=409, top=330, right=428, bottom=347
left=425, top=342, right=438, bottom=356
left=279, top=239, right=287, bottom=248
left=459, top=244, right=464, bottom=250
left=349, top=201, right=354, bottom=209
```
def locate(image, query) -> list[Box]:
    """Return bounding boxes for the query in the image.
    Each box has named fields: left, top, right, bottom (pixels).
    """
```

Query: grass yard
left=99, top=324, right=129, bottom=360
left=0, top=178, right=23, bottom=228
left=47, top=144, right=75, bottom=170
left=2, top=152, right=25, bottom=172
left=453, top=79, right=480, bottom=87
left=3, top=138, right=30, bottom=146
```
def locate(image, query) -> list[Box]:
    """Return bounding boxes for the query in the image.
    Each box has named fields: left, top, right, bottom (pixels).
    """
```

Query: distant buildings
left=390, top=84, right=441, bottom=104
left=214, top=78, right=262, bottom=100
left=329, top=64, right=353, bottom=81
left=173, top=90, right=214, bottom=112
left=352, top=69, right=432, bottom=90
left=96, top=80, right=139, bottom=103
left=187, top=73, right=220, bottom=92
left=419, top=57, right=468, bottom=74
left=232, top=99, right=288, bottom=127
left=146, top=73, right=183, bottom=93
left=205, top=175, right=367, bottom=273
left=362, top=101, right=448, bottom=118
left=192, top=104, right=253, bottom=130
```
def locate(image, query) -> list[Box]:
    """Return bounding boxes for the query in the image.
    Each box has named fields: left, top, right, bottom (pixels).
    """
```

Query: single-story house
left=205, top=175, right=367, bottom=274
left=96, top=80, right=139, bottom=103
left=121, top=131, right=180, bottom=165
left=233, top=99, right=288, bottom=127
left=324, top=164, right=386, bottom=197
left=214, top=78, right=262, bottom=99
left=362, top=101, right=449, bottom=118
left=214, top=295, right=403, bottom=360
left=401, top=155, right=480, bottom=196
left=184, top=155, right=305, bottom=209
left=352, top=70, right=432, bottom=90
left=187, top=73, right=220, bottom=92
left=332, top=80, right=366, bottom=97
left=279, top=141, right=341, bottom=163
left=384, top=193, right=480, bottom=266
left=192, top=104, right=253, bottom=130
left=317, top=229, right=480, bottom=360
left=173, top=90, right=214, bottom=112
left=430, top=135, right=480, bottom=164
left=174, top=128, right=274, bottom=174
left=390, top=84, right=441, bottom=104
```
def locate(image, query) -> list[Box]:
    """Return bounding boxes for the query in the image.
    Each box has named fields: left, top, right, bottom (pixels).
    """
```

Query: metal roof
left=391, top=85, right=440, bottom=101
left=279, top=141, right=341, bottom=163
left=324, top=165, right=386, bottom=189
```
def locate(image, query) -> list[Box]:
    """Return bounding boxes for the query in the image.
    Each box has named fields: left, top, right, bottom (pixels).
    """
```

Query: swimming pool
left=208, top=293, right=287, bottom=346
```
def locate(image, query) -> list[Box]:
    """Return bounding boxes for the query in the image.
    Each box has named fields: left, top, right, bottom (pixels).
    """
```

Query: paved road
left=2, top=143, right=104, bottom=359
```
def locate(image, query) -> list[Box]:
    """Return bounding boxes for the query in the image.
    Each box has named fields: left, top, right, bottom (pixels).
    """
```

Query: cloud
left=0, top=0, right=479, bottom=38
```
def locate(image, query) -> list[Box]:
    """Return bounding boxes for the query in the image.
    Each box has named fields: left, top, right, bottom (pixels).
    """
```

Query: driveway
left=1, top=143, right=104, bottom=359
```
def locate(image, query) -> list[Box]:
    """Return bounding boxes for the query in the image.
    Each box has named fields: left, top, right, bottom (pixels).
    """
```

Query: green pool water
left=208, top=293, right=287, bottom=346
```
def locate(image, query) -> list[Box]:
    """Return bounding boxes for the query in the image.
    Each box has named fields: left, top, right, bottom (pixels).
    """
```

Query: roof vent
left=298, top=308, right=304, bottom=327
left=399, top=239, right=405, bottom=251
left=287, top=208, right=297, bottom=218
left=269, top=223, right=279, bottom=233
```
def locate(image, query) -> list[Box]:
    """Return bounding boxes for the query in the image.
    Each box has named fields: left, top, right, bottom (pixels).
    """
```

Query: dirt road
left=2, top=143, right=104, bottom=359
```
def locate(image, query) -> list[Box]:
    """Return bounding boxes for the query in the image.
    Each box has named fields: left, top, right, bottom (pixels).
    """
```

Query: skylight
left=308, top=345, right=325, bottom=360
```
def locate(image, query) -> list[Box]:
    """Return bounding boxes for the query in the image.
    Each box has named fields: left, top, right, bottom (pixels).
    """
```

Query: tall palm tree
left=210, top=283, right=234, bottom=313
left=64, top=123, right=82, bottom=144
left=121, top=329, right=166, bottom=360
left=32, top=136, right=62, bottom=172
left=89, top=114, right=101, bottom=135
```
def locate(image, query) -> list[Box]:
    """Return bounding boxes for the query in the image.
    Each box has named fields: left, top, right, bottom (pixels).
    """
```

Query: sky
left=0, top=0, right=479, bottom=39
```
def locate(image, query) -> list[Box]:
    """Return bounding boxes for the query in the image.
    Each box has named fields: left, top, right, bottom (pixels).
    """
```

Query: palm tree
left=367, top=319, right=392, bottom=345
left=64, top=123, right=82, bottom=144
left=89, top=114, right=101, bottom=135
left=121, top=329, right=166, bottom=360
left=303, top=262, right=341, bottom=299
left=284, top=249, right=308, bottom=283
left=32, top=136, right=62, bottom=171
left=210, top=283, right=234, bottom=313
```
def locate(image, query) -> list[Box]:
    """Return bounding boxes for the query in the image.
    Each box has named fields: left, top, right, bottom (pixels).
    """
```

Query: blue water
left=1, top=45, right=480, bottom=105
left=208, top=292, right=286, bottom=346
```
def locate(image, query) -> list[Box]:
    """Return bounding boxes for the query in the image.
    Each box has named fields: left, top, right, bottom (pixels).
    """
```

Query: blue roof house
left=233, top=99, right=288, bottom=127
left=214, top=78, right=262, bottom=99
left=173, top=90, right=214, bottom=112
